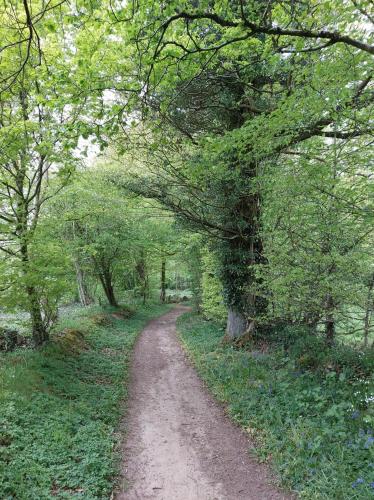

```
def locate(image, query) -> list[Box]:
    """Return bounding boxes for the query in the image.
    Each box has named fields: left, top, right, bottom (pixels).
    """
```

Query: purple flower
left=352, top=478, right=365, bottom=488
left=365, top=437, right=374, bottom=448
left=350, top=410, right=360, bottom=419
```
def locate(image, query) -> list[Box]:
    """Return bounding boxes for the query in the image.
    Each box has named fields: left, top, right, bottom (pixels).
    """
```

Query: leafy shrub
left=91, top=313, right=112, bottom=326
left=0, top=327, right=28, bottom=352
left=289, top=334, right=327, bottom=370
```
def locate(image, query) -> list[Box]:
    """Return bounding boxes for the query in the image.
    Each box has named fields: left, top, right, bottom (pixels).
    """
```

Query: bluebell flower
left=365, top=437, right=374, bottom=448
left=370, top=482, right=374, bottom=489
left=350, top=410, right=360, bottom=419
left=352, top=478, right=365, bottom=488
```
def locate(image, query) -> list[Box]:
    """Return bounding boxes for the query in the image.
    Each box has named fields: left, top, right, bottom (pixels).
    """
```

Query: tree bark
left=27, top=285, right=48, bottom=346
left=160, top=259, right=166, bottom=303
left=92, top=255, right=118, bottom=307
left=363, top=274, right=374, bottom=348
left=98, top=269, right=118, bottom=307
left=220, top=181, right=267, bottom=339
left=136, top=254, right=148, bottom=304
left=325, top=294, right=335, bottom=346
left=98, top=271, right=118, bottom=307
left=74, top=259, right=92, bottom=307
left=226, top=307, right=247, bottom=339
left=20, top=239, right=48, bottom=346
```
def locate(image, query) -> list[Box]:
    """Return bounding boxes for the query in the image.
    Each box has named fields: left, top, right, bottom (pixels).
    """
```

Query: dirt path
left=116, top=306, right=291, bottom=500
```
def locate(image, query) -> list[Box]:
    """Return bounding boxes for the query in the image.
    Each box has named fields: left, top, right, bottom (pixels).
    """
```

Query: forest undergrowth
left=178, top=313, right=374, bottom=500
left=0, top=302, right=171, bottom=499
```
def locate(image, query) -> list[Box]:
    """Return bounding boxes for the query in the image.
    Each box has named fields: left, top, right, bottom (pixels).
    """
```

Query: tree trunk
left=106, top=283, right=118, bottom=307
left=160, top=259, right=166, bottom=303
left=226, top=307, right=247, bottom=339
left=98, top=270, right=118, bottom=307
left=20, top=236, right=48, bottom=346
left=136, top=254, right=148, bottom=305
left=363, top=274, right=374, bottom=348
left=325, top=294, right=335, bottom=346
left=74, top=260, right=92, bottom=307
left=27, top=285, right=49, bottom=346
left=220, top=185, right=267, bottom=339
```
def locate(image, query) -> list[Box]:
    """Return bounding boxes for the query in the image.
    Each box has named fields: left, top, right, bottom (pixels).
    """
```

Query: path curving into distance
left=116, top=306, right=291, bottom=500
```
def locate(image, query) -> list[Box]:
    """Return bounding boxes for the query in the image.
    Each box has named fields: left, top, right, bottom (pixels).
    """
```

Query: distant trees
left=48, top=166, right=189, bottom=309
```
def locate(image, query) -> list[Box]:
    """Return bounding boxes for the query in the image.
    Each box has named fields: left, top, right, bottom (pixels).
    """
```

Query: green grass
left=177, top=312, right=374, bottom=499
left=0, top=302, right=172, bottom=500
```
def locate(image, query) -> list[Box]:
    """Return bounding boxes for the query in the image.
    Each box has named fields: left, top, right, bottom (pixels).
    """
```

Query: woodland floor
left=116, top=306, right=291, bottom=500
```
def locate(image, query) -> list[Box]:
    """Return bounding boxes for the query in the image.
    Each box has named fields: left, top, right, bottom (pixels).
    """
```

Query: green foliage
left=105, top=0, right=373, bottom=340
left=201, top=247, right=227, bottom=324
left=178, top=313, right=374, bottom=499
left=182, top=234, right=203, bottom=312
left=0, top=2, right=373, bottom=494
left=0, top=302, right=172, bottom=499
left=259, top=141, right=374, bottom=340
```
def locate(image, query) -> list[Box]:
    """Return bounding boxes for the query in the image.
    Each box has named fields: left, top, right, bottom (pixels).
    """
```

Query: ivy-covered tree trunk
left=221, top=232, right=267, bottom=339
left=219, top=168, right=267, bottom=339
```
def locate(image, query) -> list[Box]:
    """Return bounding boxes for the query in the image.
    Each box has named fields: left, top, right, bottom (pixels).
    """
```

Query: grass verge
left=177, top=312, right=374, bottom=500
left=0, top=302, right=172, bottom=499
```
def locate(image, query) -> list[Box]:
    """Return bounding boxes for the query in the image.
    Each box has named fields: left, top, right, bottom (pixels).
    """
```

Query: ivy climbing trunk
left=219, top=165, right=267, bottom=339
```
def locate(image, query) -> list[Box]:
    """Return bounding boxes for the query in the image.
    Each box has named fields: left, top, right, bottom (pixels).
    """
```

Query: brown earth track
left=116, top=306, right=292, bottom=500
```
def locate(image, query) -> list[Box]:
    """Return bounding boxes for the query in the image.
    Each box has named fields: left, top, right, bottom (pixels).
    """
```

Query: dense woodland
left=0, top=1, right=373, bottom=498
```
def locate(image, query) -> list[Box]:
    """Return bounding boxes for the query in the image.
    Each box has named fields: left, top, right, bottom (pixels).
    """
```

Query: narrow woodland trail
left=116, top=306, right=291, bottom=500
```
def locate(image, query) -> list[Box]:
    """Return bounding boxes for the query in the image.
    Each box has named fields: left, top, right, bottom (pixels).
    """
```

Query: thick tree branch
left=160, top=11, right=374, bottom=55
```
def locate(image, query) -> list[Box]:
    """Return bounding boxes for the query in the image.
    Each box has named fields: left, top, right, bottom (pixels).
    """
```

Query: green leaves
left=179, top=312, right=374, bottom=499
left=0, top=302, right=172, bottom=499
